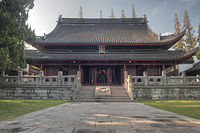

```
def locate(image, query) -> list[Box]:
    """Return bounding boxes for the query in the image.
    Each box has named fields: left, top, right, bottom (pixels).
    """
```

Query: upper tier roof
left=34, top=17, right=185, bottom=48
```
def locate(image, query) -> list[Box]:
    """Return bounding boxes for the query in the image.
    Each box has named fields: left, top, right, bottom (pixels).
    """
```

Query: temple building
left=26, top=16, right=197, bottom=86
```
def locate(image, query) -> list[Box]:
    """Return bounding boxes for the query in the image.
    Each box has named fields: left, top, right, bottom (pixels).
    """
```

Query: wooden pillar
left=124, top=64, right=126, bottom=71
left=121, top=66, right=123, bottom=84
left=94, top=67, right=97, bottom=85
left=158, top=66, right=161, bottom=76
left=107, top=68, right=109, bottom=85
left=44, top=66, right=47, bottom=76
left=162, top=64, right=165, bottom=71
left=174, top=65, right=177, bottom=76
left=79, top=64, right=81, bottom=71
left=81, top=66, right=84, bottom=85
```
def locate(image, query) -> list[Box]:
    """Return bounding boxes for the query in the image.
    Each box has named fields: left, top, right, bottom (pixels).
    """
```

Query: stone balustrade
left=1, top=71, right=76, bottom=86
left=129, top=71, right=200, bottom=86
left=124, top=71, right=200, bottom=100
left=0, top=71, right=81, bottom=100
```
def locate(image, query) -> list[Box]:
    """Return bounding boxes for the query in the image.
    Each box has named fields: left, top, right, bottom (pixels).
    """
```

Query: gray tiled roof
left=186, top=61, right=200, bottom=72
left=35, top=18, right=185, bottom=45
left=25, top=50, right=187, bottom=61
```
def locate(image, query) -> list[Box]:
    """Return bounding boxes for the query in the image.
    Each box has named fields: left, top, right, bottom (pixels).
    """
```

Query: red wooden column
left=79, top=64, right=81, bottom=72
left=158, top=66, right=161, bottom=76
left=124, top=64, right=127, bottom=71
left=162, top=64, right=165, bottom=71
left=44, top=66, right=47, bottom=76
left=107, top=68, right=110, bottom=85
left=122, top=64, right=126, bottom=84
left=94, top=67, right=97, bottom=85
left=174, top=65, right=177, bottom=76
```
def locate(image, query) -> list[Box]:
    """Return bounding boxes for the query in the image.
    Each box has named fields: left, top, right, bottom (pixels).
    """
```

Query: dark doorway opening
left=83, top=66, right=95, bottom=85
left=109, top=66, right=121, bottom=85
left=82, top=65, right=123, bottom=86
left=97, top=67, right=107, bottom=85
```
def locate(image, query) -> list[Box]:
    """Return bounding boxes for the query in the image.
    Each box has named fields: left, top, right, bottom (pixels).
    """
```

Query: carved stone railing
left=129, top=71, right=200, bottom=86
left=1, top=71, right=76, bottom=86
left=167, top=76, right=183, bottom=85
left=186, top=76, right=200, bottom=85
left=123, top=71, right=200, bottom=100
left=71, top=71, right=82, bottom=100
left=148, top=76, right=163, bottom=86
left=131, top=76, right=145, bottom=86
left=124, top=71, right=134, bottom=101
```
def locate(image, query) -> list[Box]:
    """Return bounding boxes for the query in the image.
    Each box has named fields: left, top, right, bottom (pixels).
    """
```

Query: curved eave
left=174, top=47, right=199, bottom=63
left=26, top=47, right=197, bottom=64
left=32, top=30, right=185, bottom=49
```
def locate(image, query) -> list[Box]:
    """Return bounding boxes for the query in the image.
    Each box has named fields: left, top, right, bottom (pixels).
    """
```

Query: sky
left=28, top=0, right=200, bottom=36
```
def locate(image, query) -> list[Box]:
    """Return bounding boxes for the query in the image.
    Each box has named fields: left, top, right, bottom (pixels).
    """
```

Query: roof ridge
left=58, top=17, right=147, bottom=24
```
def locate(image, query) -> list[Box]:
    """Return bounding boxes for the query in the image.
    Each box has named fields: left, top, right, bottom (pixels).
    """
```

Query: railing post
left=182, top=71, right=186, bottom=85
left=58, top=71, right=63, bottom=85
left=39, top=71, right=44, bottom=85
left=124, top=71, right=128, bottom=88
left=77, top=71, right=81, bottom=84
left=127, top=75, right=134, bottom=100
left=18, top=71, right=23, bottom=85
left=143, top=71, right=148, bottom=86
left=162, top=70, right=167, bottom=85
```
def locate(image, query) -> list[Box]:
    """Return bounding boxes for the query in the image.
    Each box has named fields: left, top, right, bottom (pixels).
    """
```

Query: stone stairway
left=75, top=86, right=132, bottom=102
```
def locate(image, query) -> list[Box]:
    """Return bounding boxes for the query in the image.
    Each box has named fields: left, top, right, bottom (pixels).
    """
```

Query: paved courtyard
left=0, top=102, right=200, bottom=133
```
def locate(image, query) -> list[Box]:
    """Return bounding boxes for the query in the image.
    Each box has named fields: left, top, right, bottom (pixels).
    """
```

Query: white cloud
left=161, top=32, right=173, bottom=36
left=25, top=43, right=37, bottom=50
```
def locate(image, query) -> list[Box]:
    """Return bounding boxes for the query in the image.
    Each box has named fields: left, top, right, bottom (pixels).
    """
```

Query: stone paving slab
left=0, top=102, right=200, bottom=133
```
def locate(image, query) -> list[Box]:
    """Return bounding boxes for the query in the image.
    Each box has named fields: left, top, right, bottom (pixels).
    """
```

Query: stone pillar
left=143, top=71, right=148, bottom=86
left=76, top=71, right=81, bottom=88
left=18, top=71, right=23, bottom=85
left=182, top=71, right=186, bottom=85
left=28, top=65, right=31, bottom=75
left=39, top=71, right=44, bottom=85
left=162, top=70, right=167, bottom=85
left=76, top=71, right=80, bottom=84
left=58, top=71, right=63, bottom=85
left=124, top=71, right=128, bottom=88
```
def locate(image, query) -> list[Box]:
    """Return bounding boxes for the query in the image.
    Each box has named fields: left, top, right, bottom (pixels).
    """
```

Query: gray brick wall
left=0, top=85, right=71, bottom=100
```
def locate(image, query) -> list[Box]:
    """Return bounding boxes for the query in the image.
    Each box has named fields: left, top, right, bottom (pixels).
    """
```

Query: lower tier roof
left=26, top=47, right=198, bottom=63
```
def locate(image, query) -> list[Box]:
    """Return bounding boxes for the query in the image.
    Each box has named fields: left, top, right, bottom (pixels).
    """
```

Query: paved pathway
left=0, top=102, right=200, bottom=133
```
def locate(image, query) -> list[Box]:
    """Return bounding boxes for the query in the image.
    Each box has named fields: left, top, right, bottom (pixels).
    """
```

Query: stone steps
left=75, top=86, right=132, bottom=102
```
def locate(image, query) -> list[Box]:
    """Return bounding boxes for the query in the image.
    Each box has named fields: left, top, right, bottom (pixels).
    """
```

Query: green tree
left=196, top=23, right=200, bottom=59
left=183, top=10, right=196, bottom=51
left=79, top=6, right=83, bottom=18
left=132, top=4, right=136, bottom=18
left=197, top=23, right=200, bottom=45
left=172, top=13, right=185, bottom=50
left=0, top=0, right=35, bottom=71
